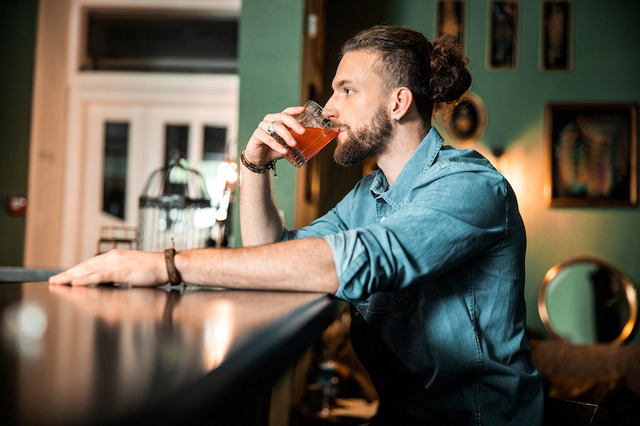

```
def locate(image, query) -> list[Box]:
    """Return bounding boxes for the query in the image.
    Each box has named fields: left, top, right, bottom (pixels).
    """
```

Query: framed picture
left=444, top=92, right=487, bottom=144
left=487, top=0, right=518, bottom=69
left=544, top=103, right=638, bottom=207
left=541, top=0, right=572, bottom=71
left=436, top=0, right=465, bottom=48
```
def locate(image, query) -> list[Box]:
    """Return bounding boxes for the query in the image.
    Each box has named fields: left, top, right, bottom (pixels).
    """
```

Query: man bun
left=429, top=35, right=472, bottom=106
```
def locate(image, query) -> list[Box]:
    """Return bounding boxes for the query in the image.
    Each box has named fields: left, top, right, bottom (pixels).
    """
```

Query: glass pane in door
left=102, top=122, right=129, bottom=219
left=201, top=126, right=229, bottom=207
left=204, top=126, right=227, bottom=155
left=164, top=124, right=189, bottom=165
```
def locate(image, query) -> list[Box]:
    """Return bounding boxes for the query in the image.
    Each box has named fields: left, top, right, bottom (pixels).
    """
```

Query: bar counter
left=0, top=276, right=345, bottom=425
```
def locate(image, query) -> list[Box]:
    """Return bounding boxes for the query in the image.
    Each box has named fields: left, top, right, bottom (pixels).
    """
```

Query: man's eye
left=344, top=88, right=354, bottom=95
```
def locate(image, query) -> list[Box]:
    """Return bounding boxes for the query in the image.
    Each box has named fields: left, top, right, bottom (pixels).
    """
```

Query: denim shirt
left=283, top=128, right=543, bottom=425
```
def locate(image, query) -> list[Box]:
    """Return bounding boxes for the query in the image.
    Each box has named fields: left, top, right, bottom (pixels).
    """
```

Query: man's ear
left=389, top=87, right=413, bottom=121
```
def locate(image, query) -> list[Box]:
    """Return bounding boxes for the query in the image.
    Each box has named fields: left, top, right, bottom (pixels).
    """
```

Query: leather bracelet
left=164, top=246, right=182, bottom=285
left=241, top=147, right=277, bottom=176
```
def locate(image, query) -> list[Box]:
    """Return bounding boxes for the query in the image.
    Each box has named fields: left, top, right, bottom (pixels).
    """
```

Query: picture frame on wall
left=487, top=0, right=518, bottom=69
left=443, top=92, right=487, bottom=144
left=541, top=0, right=572, bottom=71
left=544, top=103, right=638, bottom=207
left=436, top=0, right=465, bottom=48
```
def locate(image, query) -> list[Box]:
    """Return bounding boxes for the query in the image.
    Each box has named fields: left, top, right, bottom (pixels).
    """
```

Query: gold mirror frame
left=538, top=256, right=638, bottom=344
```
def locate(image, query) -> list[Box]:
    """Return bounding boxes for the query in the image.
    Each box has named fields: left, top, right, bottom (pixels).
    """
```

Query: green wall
left=233, top=0, right=306, bottom=244
left=0, top=0, right=38, bottom=266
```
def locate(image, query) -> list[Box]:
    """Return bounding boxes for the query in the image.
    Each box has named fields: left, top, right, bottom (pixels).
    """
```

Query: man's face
left=324, top=51, right=393, bottom=166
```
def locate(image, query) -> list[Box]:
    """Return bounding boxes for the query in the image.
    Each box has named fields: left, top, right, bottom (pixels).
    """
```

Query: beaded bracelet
left=240, top=147, right=277, bottom=177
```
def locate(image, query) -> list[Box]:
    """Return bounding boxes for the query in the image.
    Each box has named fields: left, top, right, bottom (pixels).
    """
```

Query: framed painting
left=541, top=0, right=572, bottom=71
left=444, top=92, right=487, bottom=144
left=487, top=0, right=518, bottom=69
left=436, top=0, right=465, bottom=48
left=544, top=103, right=638, bottom=207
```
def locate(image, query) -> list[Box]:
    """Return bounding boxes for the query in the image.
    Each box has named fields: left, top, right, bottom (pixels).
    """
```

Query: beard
left=333, top=105, right=393, bottom=166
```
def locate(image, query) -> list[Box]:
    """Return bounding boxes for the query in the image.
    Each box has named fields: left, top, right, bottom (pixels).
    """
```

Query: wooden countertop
left=0, top=278, right=345, bottom=425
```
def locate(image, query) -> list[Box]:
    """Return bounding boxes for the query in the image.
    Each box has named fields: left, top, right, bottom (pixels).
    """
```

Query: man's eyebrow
left=334, top=79, right=356, bottom=88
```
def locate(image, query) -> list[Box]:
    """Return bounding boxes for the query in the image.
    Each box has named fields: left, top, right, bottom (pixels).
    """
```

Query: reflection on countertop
left=0, top=282, right=340, bottom=425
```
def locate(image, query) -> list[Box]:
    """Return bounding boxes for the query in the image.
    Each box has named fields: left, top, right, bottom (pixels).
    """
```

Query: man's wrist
left=164, top=247, right=182, bottom=285
left=241, top=147, right=277, bottom=175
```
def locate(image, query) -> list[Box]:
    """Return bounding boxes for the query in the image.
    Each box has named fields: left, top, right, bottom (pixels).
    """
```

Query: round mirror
left=538, top=256, right=638, bottom=344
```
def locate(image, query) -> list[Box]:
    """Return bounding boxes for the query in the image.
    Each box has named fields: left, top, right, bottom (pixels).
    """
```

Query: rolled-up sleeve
left=325, top=167, right=511, bottom=303
left=281, top=151, right=513, bottom=305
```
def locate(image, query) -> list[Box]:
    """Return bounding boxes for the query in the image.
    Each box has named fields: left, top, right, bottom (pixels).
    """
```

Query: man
left=51, top=26, right=543, bottom=425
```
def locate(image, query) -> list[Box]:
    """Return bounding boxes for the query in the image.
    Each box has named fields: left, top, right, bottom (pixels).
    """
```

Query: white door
left=78, top=101, right=238, bottom=262
left=82, top=104, right=147, bottom=259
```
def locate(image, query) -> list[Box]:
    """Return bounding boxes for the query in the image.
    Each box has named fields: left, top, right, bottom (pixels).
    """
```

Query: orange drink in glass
left=271, top=101, right=338, bottom=167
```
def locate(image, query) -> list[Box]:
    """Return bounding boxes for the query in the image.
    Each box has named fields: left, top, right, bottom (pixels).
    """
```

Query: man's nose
left=323, top=96, right=337, bottom=120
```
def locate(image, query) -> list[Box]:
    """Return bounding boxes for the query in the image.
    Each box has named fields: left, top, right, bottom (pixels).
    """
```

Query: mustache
left=331, top=122, right=350, bottom=131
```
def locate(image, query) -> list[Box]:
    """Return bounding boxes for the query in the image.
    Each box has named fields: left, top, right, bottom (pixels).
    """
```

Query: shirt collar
left=370, top=127, right=444, bottom=205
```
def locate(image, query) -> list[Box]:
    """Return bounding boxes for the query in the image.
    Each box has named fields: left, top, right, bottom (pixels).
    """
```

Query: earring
left=393, top=117, right=399, bottom=123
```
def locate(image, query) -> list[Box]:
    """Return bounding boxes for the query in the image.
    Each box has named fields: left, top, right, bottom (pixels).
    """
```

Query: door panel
left=83, top=104, right=146, bottom=260
left=79, top=102, right=237, bottom=262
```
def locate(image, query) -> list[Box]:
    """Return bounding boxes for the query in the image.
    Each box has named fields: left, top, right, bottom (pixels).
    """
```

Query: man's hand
left=243, top=106, right=307, bottom=166
left=49, top=249, right=166, bottom=287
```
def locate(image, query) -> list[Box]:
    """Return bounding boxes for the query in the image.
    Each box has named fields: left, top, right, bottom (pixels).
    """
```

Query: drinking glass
left=270, top=101, right=338, bottom=167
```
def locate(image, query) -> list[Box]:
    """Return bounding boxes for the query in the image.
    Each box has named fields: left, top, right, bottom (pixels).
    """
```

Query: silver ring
left=267, top=121, right=275, bottom=134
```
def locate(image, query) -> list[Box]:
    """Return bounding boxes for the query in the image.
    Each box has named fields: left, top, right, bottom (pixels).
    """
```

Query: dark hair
left=340, top=25, right=471, bottom=126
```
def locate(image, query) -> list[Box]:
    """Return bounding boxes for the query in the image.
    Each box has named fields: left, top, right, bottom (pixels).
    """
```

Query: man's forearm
left=174, top=237, right=340, bottom=294
left=238, top=106, right=308, bottom=246
left=239, top=165, right=285, bottom=246
left=48, top=237, right=340, bottom=292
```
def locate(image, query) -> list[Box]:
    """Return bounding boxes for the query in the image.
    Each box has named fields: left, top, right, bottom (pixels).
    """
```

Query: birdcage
left=137, top=157, right=215, bottom=252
